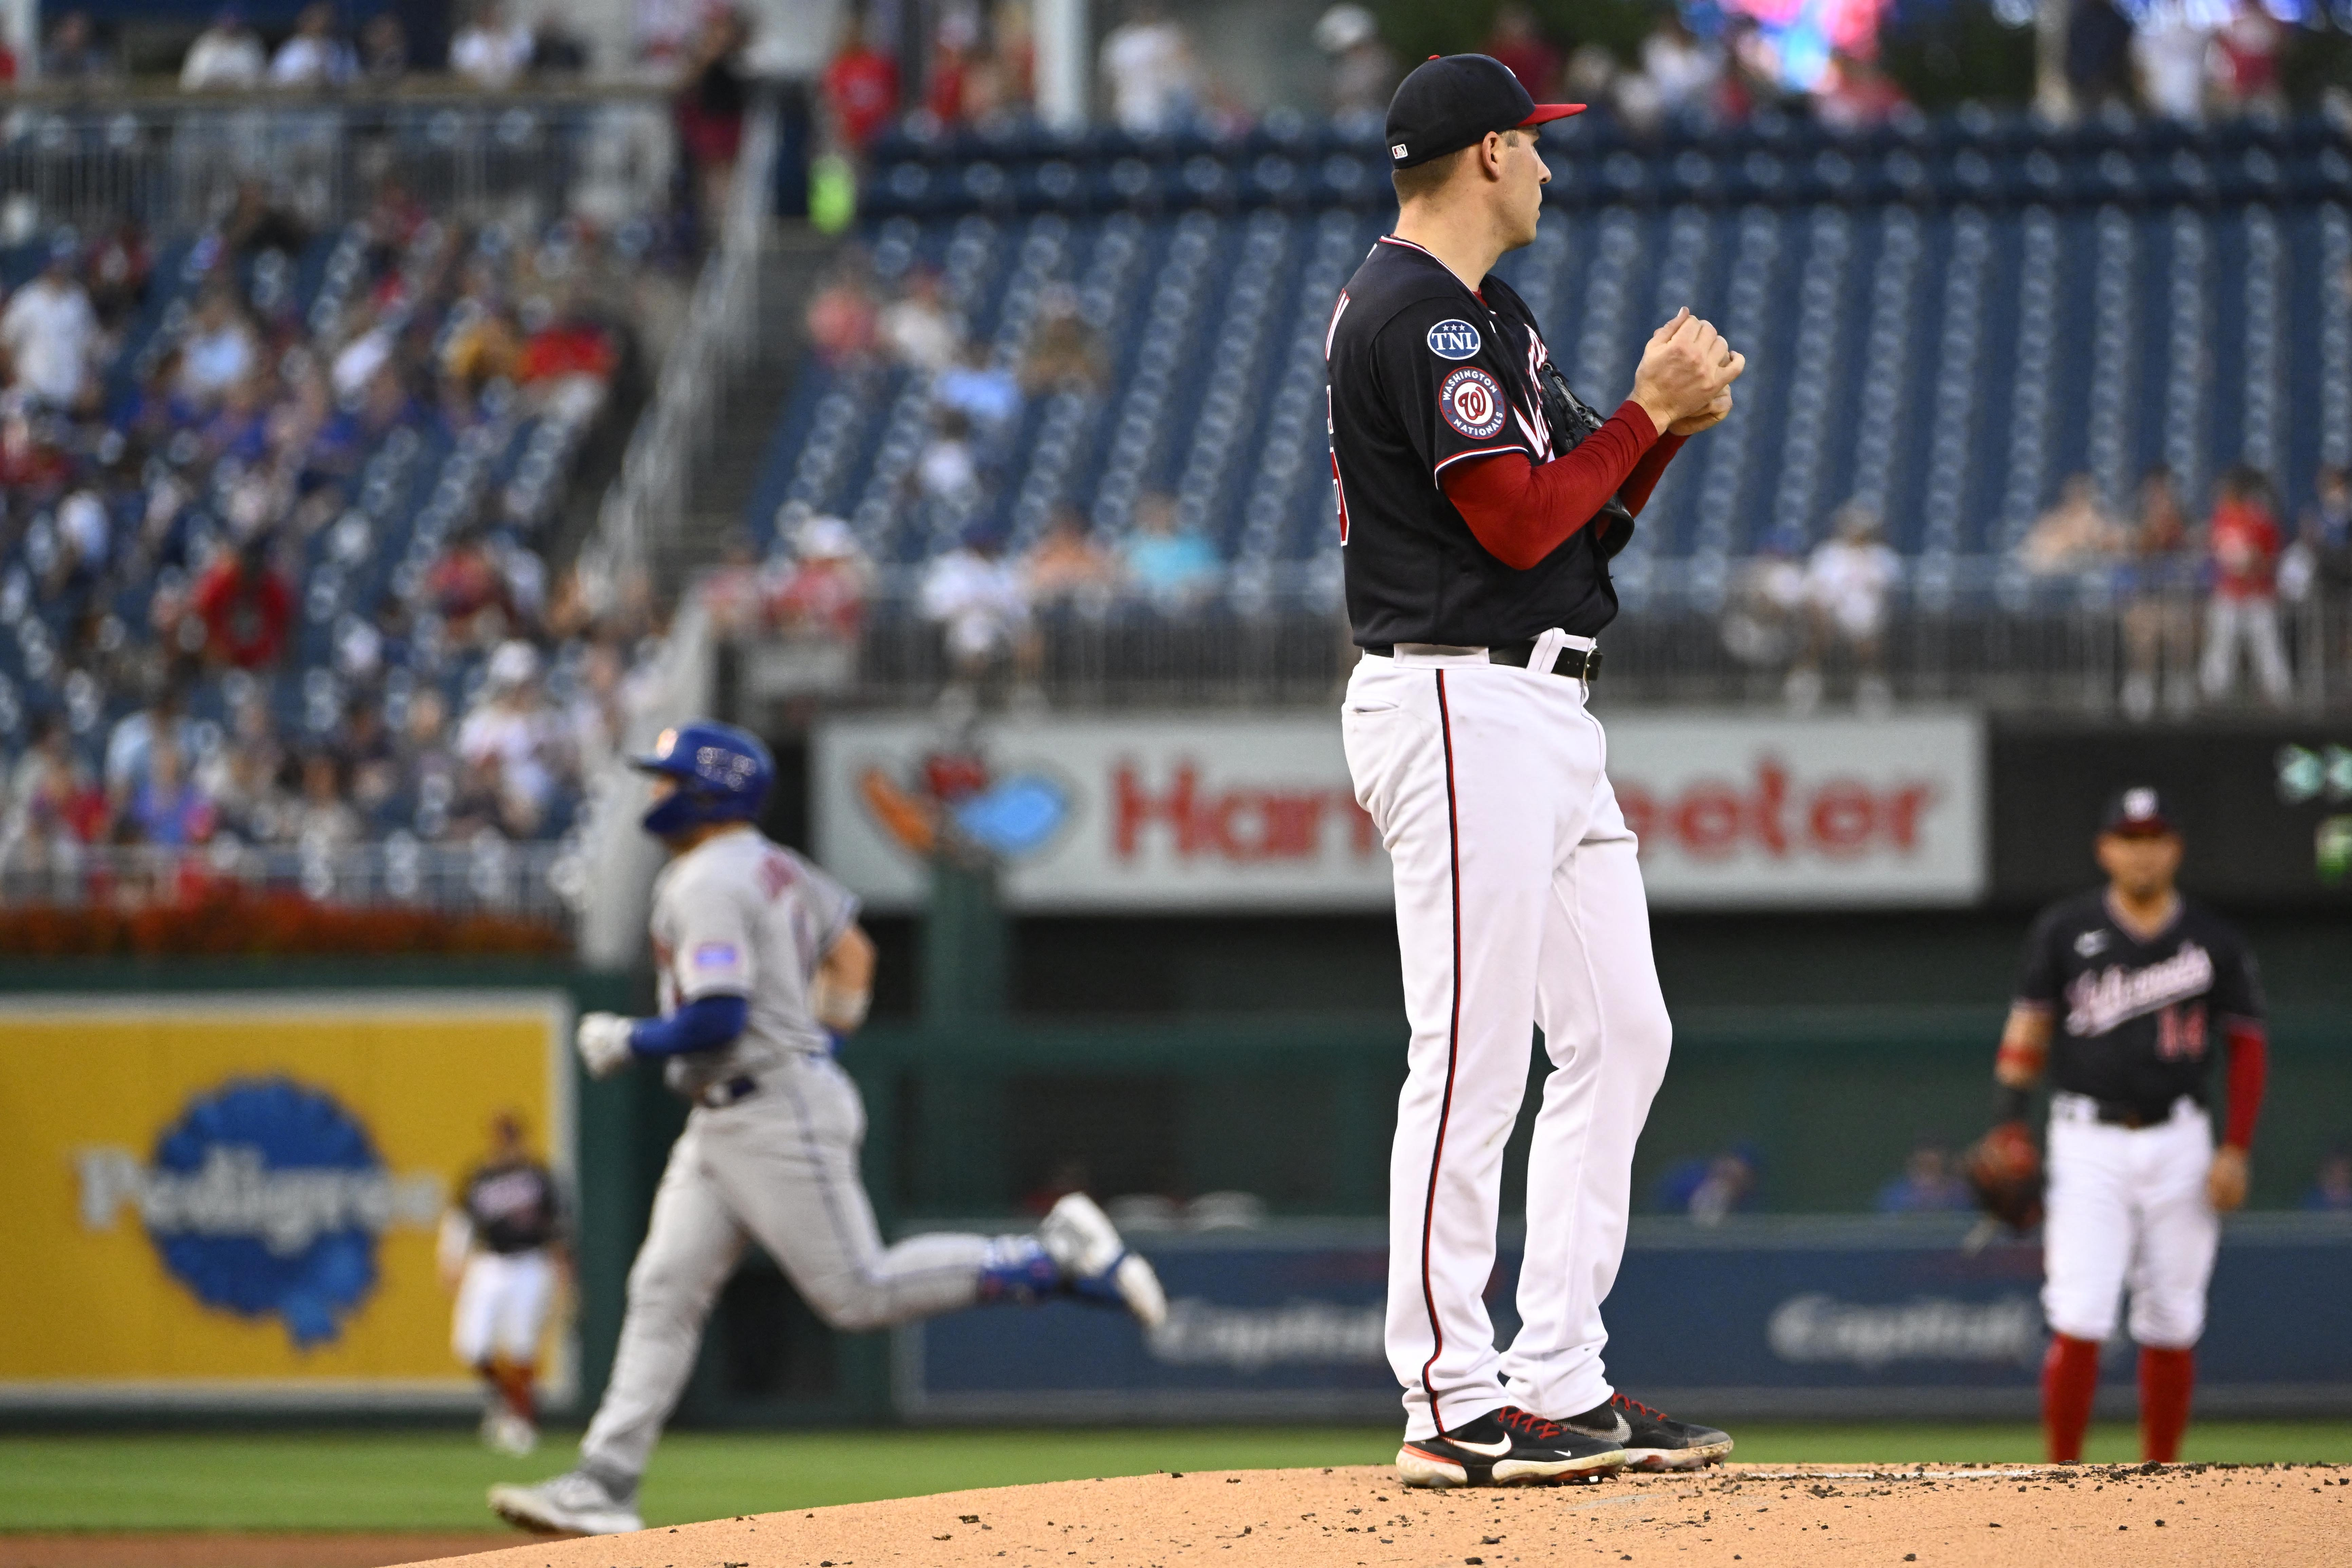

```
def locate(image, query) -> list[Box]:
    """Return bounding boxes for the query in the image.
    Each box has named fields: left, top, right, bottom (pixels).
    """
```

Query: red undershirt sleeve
left=2221, top=1021, right=2267, bottom=1151
left=1437, top=401, right=1683, bottom=570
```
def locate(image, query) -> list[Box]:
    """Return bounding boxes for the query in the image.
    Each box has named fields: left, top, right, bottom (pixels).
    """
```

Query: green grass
left=0, top=1424, right=2344, bottom=1532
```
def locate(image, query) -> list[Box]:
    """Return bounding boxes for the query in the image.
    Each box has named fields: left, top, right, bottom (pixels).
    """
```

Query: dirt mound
left=0, top=1533, right=518, bottom=1568
left=401, top=1460, right=2352, bottom=1567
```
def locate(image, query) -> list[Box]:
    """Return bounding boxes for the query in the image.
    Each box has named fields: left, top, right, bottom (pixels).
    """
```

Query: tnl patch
left=1425, top=319, right=1481, bottom=360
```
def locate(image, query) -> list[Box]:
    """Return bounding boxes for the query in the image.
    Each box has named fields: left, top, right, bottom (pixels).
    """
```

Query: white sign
left=813, top=709, right=1984, bottom=911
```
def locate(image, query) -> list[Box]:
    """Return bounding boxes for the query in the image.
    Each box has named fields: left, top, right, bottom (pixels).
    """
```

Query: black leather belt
left=2093, top=1097, right=2191, bottom=1130
left=698, top=1074, right=760, bottom=1108
left=1362, top=641, right=1602, bottom=682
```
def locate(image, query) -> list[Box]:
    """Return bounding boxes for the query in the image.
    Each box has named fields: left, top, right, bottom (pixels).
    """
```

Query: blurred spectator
left=933, top=340, right=1022, bottom=441
left=806, top=263, right=881, bottom=368
left=1639, top=14, right=1724, bottom=129
left=1875, top=1142, right=1973, bottom=1214
left=83, top=221, right=153, bottom=335
left=177, top=288, right=260, bottom=406
left=290, top=750, right=363, bottom=852
left=2019, top=473, right=2128, bottom=576
left=1024, top=506, right=1116, bottom=610
left=634, top=0, right=698, bottom=67
left=451, top=0, right=536, bottom=88
left=0, top=39, right=14, bottom=84
left=458, top=641, right=572, bottom=836
left=359, top=12, right=410, bottom=81
left=1482, top=4, right=1559, bottom=103
left=181, top=8, right=266, bottom=90
left=191, top=533, right=294, bottom=670
left=3, top=713, right=109, bottom=866
left=1100, top=0, right=1198, bottom=136
left=2122, top=464, right=2200, bottom=721
left=2064, top=0, right=2135, bottom=117
left=222, top=180, right=309, bottom=259
left=923, top=6, right=985, bottom=128
left=271, top=2, right=356, bottom=88
left=822, top=7, right=901, bottom=155
left=129, top=737, right=215, bottom=849
left=2298, top=465, right=2352, bottom=674
left=515, top=294, right=616, bottom=421
left=2304, top=1148, right=2352, bottom=1212
left=104, top=688, right=198, bottom=812
left=530, top=10, right=594, bottom=75
left=2210, top=0, right=2283, bottom=118
left=2132, top=0, right=2210, bottom=123
left=700, top=530, right=767, bottom=639
left=1657, top=1147, right=1758, bottom=1225
left=1020, top=284, right=1105, bottom=393
left=2199, top=464, right=2291, bottom=707
left=1792, top=501, right=1900, bottom=713
left=768, top=514, right=872, bottom=643
left=914, top=409, right=982, bottom=506
left=1720, top=530, right=1808, bottom=676
left=882, top=269, right=960, bottom=374
left=675, top=7, right=753, bottom=247
left=1817, top=52, right=1908, bottom=131
left=427, top=533, right=519, bottom=647
left=2, top=237, right=100, bottom=413
left=42, top=10, right=119, bottom=82
left=921, top=528, right=1034, bottom=696
left=1563, top=44, right=1623, bottom=126
left=0, top=407, right=71, bottom=497
left=1313, top=4, right=1395, bottom=121
left=338, top=699, right=401, bottom=815
left=1119, top=492, right=1219, bottom=609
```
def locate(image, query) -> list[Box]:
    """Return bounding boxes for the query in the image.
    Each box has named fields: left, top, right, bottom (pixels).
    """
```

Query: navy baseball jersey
left=462, top=1157, right=563, bottom=1254
left=1325, top=235, right=1631, bottom=647
left=2014, top=892, right=2265, bottom=1111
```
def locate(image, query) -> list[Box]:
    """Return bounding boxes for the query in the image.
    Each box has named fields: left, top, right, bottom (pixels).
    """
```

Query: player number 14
left=2156, top=1003, right=2207, bottom=1062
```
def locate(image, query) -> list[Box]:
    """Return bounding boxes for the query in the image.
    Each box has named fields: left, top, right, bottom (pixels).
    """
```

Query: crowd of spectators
left=2012, top=460, right=2350, bottom=716
left=0, top=174, right=661, bottom=887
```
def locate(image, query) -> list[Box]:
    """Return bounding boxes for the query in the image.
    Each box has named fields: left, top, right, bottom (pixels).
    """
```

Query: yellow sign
left=0, top=992, right=572, bottom=1407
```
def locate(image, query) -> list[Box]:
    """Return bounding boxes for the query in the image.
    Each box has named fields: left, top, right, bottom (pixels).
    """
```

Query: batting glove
left=575, top=1011, right=636, bottom=1079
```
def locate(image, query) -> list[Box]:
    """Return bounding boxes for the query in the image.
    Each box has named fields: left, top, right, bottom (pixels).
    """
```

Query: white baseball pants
left=451, top=1248, right=557, bottom=1366
left=580, top=1053, right=995, bottom=1485
left=1343, top=647, right=1674, bottom=1441
left=2041, top=1093, right=2220, bottom=1349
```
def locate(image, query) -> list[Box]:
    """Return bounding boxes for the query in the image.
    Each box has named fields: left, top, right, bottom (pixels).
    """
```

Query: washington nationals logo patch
left=1439, top=367, right=1507, bottom=440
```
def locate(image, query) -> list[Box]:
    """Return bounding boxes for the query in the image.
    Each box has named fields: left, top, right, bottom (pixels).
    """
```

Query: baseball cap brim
left=1519, top=103, right=1586, bottom=125
left=2103, top=816, right=2174, bottom=838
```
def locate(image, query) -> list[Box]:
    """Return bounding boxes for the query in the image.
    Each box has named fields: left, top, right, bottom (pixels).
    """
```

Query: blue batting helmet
left=630, top=721, right=774, bottom=837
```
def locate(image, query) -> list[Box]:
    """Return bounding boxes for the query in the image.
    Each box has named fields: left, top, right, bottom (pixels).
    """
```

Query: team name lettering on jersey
left=2064, top=943, right=2217, bottom=1037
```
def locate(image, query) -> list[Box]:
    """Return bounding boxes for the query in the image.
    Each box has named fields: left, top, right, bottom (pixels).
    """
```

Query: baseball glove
left=1963, top=1120, right=2045, bottom=1233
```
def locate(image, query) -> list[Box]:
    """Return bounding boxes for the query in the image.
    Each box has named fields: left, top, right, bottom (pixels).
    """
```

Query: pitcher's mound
left=400, top=1459, right=2351, bottom=1567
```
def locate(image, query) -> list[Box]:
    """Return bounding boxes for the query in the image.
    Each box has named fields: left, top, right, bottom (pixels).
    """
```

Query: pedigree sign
left=814, top=709, right=1983, bottom=911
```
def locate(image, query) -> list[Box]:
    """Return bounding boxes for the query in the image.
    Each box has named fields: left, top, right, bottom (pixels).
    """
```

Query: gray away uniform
left=579, top=828, right=1014, bottom=1489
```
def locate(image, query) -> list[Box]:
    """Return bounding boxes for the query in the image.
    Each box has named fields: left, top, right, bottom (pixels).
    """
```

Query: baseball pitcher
left=491, top=722, right=1165, bottom=1536
left=1982, top=785, right=2268, bottom=1463
left=1328, top=54, right=1743, bottom=1488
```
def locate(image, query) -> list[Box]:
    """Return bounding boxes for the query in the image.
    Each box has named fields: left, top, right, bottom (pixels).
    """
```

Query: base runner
left=490, top=722, right=1164, bottom=1535
left=1985, top=786, right=2268, bottom=1463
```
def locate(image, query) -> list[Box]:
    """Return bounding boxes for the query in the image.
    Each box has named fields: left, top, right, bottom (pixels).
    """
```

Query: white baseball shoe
left=1041, top=1192, right=1168, bottom=1330
left=488, top=1471, right=643, bottom=1535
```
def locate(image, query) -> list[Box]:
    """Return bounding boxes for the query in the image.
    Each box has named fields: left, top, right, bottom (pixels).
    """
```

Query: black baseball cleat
left=1397, top=1405, right=1629, bottom=1488
left=1561, top=1392, right=1733, bottom=1471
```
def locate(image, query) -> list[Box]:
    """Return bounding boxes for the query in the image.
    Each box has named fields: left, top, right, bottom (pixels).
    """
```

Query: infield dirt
left=396, top=1460, right=2352, bottom=1567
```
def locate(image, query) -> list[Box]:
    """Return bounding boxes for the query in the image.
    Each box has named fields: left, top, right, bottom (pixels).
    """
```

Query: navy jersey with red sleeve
left=2014, top=891, right=2265, bottom=1112
left=462, top=1157, right=564, bottom=1254
left=1324, top=235, right=1630, bottom=647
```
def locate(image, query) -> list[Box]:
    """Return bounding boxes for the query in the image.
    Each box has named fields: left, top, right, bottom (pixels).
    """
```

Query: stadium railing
left=0, top=83, right=674, bottom=238
left=0, top=836, right=575, bottom=921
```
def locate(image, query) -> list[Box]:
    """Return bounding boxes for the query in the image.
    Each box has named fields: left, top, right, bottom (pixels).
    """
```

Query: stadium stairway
left=653, top=226, right=836, bottom=593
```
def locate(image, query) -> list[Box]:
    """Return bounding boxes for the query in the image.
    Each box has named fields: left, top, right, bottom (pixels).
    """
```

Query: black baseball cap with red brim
left=2101, top=785, right=2178, bottom=837
left=1385, top=53, right=1584, bottom=171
